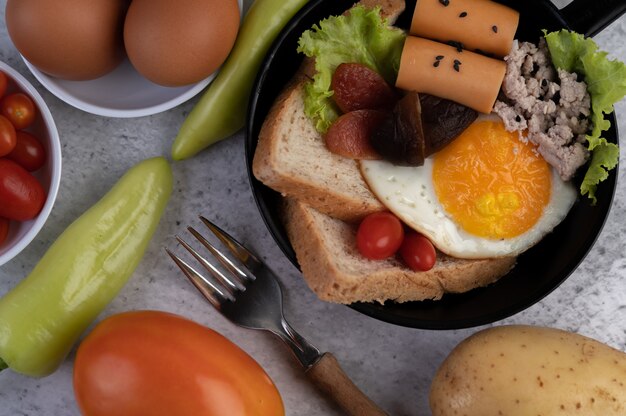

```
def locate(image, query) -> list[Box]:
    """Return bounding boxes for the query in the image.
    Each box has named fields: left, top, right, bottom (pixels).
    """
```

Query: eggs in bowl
left=361, top=114, right=577, bottom=259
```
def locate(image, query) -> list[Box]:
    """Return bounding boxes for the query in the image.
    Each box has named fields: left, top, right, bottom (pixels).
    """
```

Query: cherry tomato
left=0, top=159, right=46, bottom=221
left=0, top=217, right=9, bottom=246
left=399, top=232, right=437, bottom=272
left=1, top=93, right=36, bottom=130
left=0, top=72, right=7, bottom=98
left=8, top=131, right=46, bottom=171
left=0, top=115, right=16, bottom=157
left=74, top=311, right=284, bottom=416
left=356, top=211, right=404, bottom=260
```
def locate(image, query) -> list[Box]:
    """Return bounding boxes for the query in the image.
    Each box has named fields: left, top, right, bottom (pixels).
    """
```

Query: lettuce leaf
left=544, top=30, right=626, bottom=203
left=297, top=6, right=406, bottom=133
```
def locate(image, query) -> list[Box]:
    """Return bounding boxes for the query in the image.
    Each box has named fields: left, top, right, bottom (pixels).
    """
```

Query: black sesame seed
left=459, top=11, right=467, bottom=17
left=515, top=115, right=522, bottom=122
left=453, top=59, right=461, bottom=72
left=541, top=79, right=548, bottom=87
left=447, top=40, right=464, bottom=52
left=492, top=25, right=498, bottom=33
left=439, top=0, right=450, bottom=6
left=433, top=61, right=441, bottom=67
left=436, top=55, right=444, bottom=60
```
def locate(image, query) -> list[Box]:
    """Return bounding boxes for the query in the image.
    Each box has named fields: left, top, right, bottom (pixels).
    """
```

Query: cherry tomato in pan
left=356, top=211, right=404, bottom=260
left=0, top=159, right=46, bottom=221
left=0, top=115, right=16, bottom=157
left=8, top=131, right=46, bottom=171
left=0, top=217, right=9, bottom=246
left=0, top=72, right=7, bottom=98
left=1, top=93, right=36, bottom=130
left=400, top=232, right=437, bottom=272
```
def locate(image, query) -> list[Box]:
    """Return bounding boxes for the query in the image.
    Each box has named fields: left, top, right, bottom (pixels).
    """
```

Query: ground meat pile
left=494, top=38, right=591, bottom=180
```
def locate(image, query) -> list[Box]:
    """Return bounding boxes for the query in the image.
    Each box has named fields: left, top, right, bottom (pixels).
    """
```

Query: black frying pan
left=245, top=0, right=625, bottom=329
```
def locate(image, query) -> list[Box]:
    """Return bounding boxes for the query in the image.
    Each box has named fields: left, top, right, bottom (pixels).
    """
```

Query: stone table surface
left=0, top=1, right=625, bottom=415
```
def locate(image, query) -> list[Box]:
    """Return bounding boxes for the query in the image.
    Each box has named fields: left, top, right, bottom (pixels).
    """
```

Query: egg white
left=360, top=155, right=577, bottom=259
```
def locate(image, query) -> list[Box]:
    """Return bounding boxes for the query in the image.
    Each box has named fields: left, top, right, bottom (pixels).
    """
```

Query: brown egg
left=5, top=0, right=128, bottom=81
left=124, top=0, right=240, bottom=87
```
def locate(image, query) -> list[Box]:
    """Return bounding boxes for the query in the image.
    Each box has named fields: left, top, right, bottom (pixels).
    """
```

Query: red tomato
left=1, top=93, right=36, bottom=130
left=73, top=311, right=285, bottom=416
left=356, top=211, right=404, bottom=260
left=0, top=217, right=9, bottom=246
left=8, top=131, right=46, bottom=171
left=0, top=159, right=46, bottom=221
left=0, top=72, right=7, bottom=98
left=399, top=232, right=437, bottom=272
left=0, top=115, right=16, bottom=157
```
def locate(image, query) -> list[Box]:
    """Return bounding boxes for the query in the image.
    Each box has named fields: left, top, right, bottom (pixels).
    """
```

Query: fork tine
left=175, top=234, right=245, bottom=293
left=188, top=225, right=254, bottom=283
left=199, top=216, right=262, bottom=271
left=164, top=247, right=232, bottom=308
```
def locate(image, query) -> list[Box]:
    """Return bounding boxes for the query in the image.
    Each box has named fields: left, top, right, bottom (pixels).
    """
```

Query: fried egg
left=360, top=114, right=577, bottom=259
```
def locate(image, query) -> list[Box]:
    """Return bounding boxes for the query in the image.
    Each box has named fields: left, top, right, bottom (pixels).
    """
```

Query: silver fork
left=166, top=216, right=388, bottom=416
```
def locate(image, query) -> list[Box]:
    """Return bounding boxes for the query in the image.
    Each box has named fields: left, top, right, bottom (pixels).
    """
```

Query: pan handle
left=561, top=0, right=626, bottom=36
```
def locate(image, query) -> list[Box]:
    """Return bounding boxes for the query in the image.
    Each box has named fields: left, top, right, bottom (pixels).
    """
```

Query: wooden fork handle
left=306, top=352, right=389, bottom=416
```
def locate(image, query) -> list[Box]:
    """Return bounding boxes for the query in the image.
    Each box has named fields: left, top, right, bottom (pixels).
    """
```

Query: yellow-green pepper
left=0, top=157, right=172, bottom=377
left=171, top=0, right=310, bottom=161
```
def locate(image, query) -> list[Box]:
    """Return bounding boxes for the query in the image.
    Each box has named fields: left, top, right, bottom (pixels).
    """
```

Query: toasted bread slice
left=252, top=0, right=405, bottom=222
left=283, top=199, right=517, bottom=304
left=253, top=81, right=385, bottom=221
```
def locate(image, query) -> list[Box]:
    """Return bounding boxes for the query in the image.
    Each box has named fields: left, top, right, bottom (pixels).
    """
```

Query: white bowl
left=20, top=0, right=244, bottom=118
left=23, top=58, right=213, bottom=118
left=0, top=61, right=62, bottom=266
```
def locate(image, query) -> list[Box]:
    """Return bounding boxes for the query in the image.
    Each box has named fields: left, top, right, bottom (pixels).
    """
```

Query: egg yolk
left=432, top=120, right=551, bottom=239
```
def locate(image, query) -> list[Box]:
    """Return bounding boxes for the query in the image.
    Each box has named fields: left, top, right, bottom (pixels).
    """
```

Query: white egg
left=360, top=117, right=577, bottom=259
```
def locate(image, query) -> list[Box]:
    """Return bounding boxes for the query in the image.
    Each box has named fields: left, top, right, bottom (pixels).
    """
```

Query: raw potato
left=430, top=325, right=626, bottom=415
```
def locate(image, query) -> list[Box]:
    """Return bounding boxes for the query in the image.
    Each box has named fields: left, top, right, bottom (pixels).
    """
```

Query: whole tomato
left=8, top=130, right=46, bottom=171
left=0, top=72, right=7, bottom=98
left=73, top=311, right=285, bottom=416
left=399, top=232, right=437, bottom=272
left=0, top=159, right=45, bottom=220
left=356, top=211, right=404, bottom=260
left=1, top=92, right=36, bottom=130
left=0, top=115, right=16, bottom=157
left=0, top=217, right=9, bottom=245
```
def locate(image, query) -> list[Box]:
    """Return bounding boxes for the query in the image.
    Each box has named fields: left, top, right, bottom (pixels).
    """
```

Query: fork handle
left=306, top=353, right=389, bottom=416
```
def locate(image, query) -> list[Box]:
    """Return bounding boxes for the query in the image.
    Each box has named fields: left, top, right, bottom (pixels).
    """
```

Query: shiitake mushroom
left=371, top=92, right=478, bottom=166
left=420, top=94, right=479, bottom=154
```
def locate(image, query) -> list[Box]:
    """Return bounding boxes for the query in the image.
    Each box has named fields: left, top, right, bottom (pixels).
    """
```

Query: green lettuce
left=544, top=30, right=626, bottom=203
left=297, top=6, right=406, bottom=133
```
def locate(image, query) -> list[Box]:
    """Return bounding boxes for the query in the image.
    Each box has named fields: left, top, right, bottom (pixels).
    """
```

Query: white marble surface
left=0, top=1, right=625, bottom=415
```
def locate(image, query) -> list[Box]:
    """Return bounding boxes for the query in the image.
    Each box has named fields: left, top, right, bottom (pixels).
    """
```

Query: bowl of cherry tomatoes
left=0, top=60, right=61, bottom=266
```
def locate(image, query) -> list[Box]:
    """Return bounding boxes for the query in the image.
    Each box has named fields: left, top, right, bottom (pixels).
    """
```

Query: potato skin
left=430, top=325, right=626, bottom=415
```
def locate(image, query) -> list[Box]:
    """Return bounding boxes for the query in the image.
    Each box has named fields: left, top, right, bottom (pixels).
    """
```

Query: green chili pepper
left=171, top=0, right=310, bottom=161
left=0, top=157, right=172, bottom=377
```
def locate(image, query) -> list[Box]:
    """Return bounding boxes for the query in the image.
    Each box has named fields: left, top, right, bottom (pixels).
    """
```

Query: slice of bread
left=283, top=198, right=517, bottom=304
left=253, top=81, right=385, bottom=221
left=252, top=0, right=405, bottom=222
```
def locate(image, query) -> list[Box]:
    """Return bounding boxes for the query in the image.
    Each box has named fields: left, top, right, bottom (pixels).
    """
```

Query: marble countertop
left=1, top=1, right=625, bottom=415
